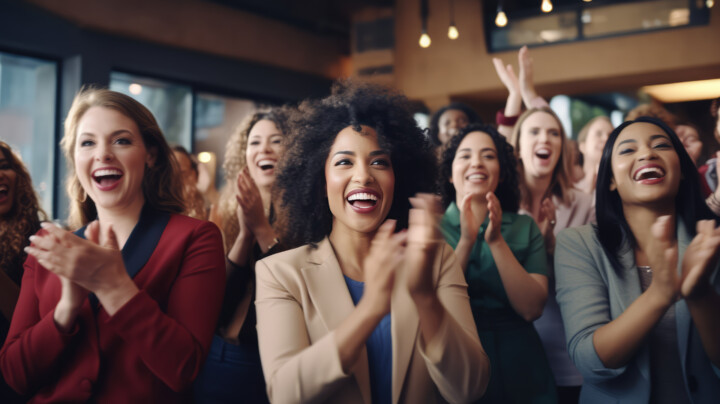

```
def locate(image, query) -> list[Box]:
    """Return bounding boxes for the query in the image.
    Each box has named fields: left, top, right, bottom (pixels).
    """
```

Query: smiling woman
left=555, top=117, right=720, bottom=403
left=255, top=80, right=489, bottom=403
left=0, top=88, right=226, bottom=403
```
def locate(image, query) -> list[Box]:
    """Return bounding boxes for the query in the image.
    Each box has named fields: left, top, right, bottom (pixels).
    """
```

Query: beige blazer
left=255, top=237, right=489, bottom=404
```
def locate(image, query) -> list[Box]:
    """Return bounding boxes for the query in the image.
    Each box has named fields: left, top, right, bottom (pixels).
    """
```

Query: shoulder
left=167, top=214, right=221, bottom=235
left=257, top=243, right=317, bottom=273
left=502, top=212, right=540, bottom=236
left=557, top=224, right=597, bottom=246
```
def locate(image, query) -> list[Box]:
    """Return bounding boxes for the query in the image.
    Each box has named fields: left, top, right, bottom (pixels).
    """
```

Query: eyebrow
left=333, top=149, right=388, bottom=158
left=616, top=134, right=671, bottom=148
left=457, top=147, right=496, bottom=153
left=78, top=129, right=134, bottom=138
left=249, top=133, right=283, bottom=139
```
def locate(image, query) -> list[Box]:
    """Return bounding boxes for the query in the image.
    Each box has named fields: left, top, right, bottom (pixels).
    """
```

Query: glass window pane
left=0, top=52, right=57, bottom=215
left=109, top=72, right=192, bottom=149
left=491, top=11, right=578, bottom=50
left=583, top=0, right=691, bottom=38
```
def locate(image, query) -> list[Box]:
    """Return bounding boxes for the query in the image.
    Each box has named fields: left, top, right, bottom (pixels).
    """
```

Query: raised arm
left=492, top=57, right=522, bottom=138
left=518, top=46, right=549, bottom=110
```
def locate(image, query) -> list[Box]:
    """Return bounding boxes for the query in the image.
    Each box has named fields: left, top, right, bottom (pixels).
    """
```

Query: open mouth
left=535, top=148, right=551, bottom=161
left=257, top=159, right=276, bottom=172
left=346, top=189, right=380, bottom=213
left=633, top=165, right=666, bottom=183
left=466, top=173, right=488, bottom=182
left=0, top=184, right=8, bottom=202
left=92, top=168, right=123, bottom=190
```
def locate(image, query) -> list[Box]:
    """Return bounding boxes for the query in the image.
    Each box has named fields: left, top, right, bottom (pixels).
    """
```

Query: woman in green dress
left=439, top=123, right=557, bottom=403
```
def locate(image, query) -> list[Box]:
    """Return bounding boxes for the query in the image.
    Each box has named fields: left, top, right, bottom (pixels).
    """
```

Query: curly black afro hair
left=427, top=102, right=482, bottom=146
left=439, top=123, right=520, bottom=213
left=275, top=80, right=438, bottom=247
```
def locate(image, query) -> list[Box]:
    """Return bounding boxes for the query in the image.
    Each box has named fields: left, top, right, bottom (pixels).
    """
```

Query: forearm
left=334, top=297, right=385, bottom=374
left=686, top=291, right=720, bottom=368
left=227, top=231, right=253, bottom=271
left=94, top=277, right=139, bottom=317
left=488, top=239, right=547, bottom=321
left=454, top=237, right=475, bottom=274
left=498, top=92, right=521, bottom=138
left=412, top=294, right=446, bottom=348
left=592, top=286, right=671, bottom=369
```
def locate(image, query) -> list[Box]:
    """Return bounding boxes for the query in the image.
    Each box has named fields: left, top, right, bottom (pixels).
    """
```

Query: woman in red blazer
left=0, top=88, right=225, bottom=403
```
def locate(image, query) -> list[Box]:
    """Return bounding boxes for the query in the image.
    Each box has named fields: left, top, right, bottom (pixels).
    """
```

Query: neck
left=623, top=202, right=676, bottom=266
left=523, top=172, right=553, bottom=219
left=328, top=223, right=375, bottom=282
left=95, top=196, right=145, bottom=249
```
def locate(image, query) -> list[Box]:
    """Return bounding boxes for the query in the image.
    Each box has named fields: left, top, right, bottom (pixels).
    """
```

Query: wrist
left=646, top=282, right=677, bottom=308
left=357, top=292, right=389, bottom=320
left=253, top=222, right=277, bottom=251
left=496, top=110, right=519, bottom=126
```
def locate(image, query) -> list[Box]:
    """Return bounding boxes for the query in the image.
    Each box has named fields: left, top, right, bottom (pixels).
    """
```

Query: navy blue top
left=343, top=275, right=392, bottom=404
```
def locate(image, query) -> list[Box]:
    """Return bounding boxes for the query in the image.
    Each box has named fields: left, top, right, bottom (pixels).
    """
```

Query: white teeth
left=258, top=159, right=275, bottom=168
left=634, top=167, right=665, bottom=181
left=347, top=192, right=378, bottom=202
left=93, top=169, right=122, bottom=177
left=536, top=149, right=550, bottom=157
left=0, top=185, right=8, bottom=192
left=467, top=174, right=487, bottom=180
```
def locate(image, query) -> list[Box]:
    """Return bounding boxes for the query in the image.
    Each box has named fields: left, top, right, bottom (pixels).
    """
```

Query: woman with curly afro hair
left=439, top=124, right=558, bottom=403
left=0, top=141, right=47, bottom=402
left=196, top=107, right=290, bottom=404
left=255, top=80, right=489, bottom=403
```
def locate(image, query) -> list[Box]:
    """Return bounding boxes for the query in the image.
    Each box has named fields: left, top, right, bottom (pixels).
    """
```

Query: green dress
left=441, top=203, right=557, bottom=404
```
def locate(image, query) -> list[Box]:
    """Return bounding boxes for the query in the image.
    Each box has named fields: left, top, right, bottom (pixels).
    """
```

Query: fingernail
left=29, top=235, right=36, bottom=241
left=40, top=222, right=50, bottom=228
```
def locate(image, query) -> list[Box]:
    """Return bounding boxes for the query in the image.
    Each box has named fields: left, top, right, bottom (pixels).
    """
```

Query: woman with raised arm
left=196, top=109, right=289, bottom=404
left=255, top=81, right=489, bottom=404
left=493, top=45, right=594, bottom=403
left=555, top=117, right=720, bottom=403
left=439, top=123, right=556, bottom=403
left=0, top=88, right=225, bottom=403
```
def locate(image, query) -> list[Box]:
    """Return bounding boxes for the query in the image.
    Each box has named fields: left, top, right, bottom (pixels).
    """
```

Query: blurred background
left=0, top=0, right=718, bottom=219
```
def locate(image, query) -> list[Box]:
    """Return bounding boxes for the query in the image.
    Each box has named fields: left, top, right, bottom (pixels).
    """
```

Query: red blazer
left=0, top=210, right=226, bottom=403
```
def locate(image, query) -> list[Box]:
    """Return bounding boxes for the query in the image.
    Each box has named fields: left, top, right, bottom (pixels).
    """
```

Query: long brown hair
left=510, top=107, right=574, bottom=209
left=60, top=88, right=185, bottom=229
left=0, top=142, right=47, bottom=283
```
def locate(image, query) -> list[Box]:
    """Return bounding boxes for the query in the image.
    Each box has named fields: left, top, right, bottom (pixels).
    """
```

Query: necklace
left=638, top=265, right=652, bottom=273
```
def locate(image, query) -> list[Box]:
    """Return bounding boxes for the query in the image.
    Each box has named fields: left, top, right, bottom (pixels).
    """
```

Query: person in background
left=196, top=108, right=289, bottom=404
left=0, top=141, right=47, bottom=403
left=567, top=139, right=587, bottom=184
left=427, top=102, right=482, bottom=148
left=439, top=123, right=556, bottom=403
left=675, top=123, right=703, bottom=167
left=0, top=88, right=225, bottom=402
left=172, top=145, right=206, bottom=220
left=255, top=81, right=489, bottom=403
left=494, top=44, right=594, bottom=404
left=555, top=117, right=720, bottom=403
left=576, top=116, right=613, bottom=196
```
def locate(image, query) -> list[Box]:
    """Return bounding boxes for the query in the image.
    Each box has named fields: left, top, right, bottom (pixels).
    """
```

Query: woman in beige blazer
left=255, top=81, right=490, bottom=404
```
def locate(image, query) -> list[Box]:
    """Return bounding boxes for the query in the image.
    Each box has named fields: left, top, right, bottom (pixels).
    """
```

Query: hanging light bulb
left=707, top=0, right=714, bottom=8
left=419, top=30, right=432, bottom=48
left=495, top=10, right=508, bottom=27
left=583, top=0, right=592, bottom=2
left=541, top=0, right=553, bottom=13
left=448, top=24, right=459, bottom=39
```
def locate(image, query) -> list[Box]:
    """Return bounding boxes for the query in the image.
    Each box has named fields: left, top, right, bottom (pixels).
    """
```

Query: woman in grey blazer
left=555, top=117, right=720, bottom=403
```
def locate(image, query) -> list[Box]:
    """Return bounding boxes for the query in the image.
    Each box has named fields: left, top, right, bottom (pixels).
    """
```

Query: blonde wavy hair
left=0, top=142, right=47, bottom=283
left=60, top=88, right=185, bottom=229
left=215, top=109, right=288, bottom=251
left=511, top=107, right=574, bottom=209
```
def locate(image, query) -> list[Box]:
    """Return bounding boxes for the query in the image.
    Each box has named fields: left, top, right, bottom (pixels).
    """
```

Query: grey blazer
left=555, top=222, right=720, bottom=404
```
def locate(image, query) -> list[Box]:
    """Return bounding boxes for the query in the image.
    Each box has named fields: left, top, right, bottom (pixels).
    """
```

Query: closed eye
left=80, top=140, right=95, bottom=147
left=334, top=158, right=352, bottom=166
left=618, top=147, right=635, bottom=155
left=371, top=158, right=390, bottom=167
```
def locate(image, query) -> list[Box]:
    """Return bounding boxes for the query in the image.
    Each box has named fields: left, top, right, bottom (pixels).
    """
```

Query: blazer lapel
left=391, top=265, right=420, bottom=404
left=301, top=238, right=372, bottom=404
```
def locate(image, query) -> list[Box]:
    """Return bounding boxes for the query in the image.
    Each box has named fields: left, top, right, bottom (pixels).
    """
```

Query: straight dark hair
left=595, top=116, right=715, bottom=274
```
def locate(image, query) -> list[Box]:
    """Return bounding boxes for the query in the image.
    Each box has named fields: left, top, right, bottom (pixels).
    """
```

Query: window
left=0, top=51, right=57, bottom=215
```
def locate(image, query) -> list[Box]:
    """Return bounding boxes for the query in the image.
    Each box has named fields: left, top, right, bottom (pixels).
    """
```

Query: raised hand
left=459, top=192, right=482, bottom=243
left=681, top=220, right=720, bottom=300
left=537, top=197, right=557, bottom=253
left=647, top=215, right=680, bottom=303
left=492, top=57, right=520, bottom=94
left=236, top=167, right=268, bottom=236
left=518, top=46, right=547, bottom=109
left=362, top=220, right=407, bottom=315
left=26, top=221, right=129, bottom=296
left=484, top=192, right=504, bottom=245
left=406, top=193, right=444, bottom=298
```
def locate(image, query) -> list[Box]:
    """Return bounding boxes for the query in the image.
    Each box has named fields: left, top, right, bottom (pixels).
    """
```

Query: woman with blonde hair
left=197, top=108, right=289, bottom=403
left=0, top=88, right=225, bottom=402
left=576, top=116, right=613, bottom=195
